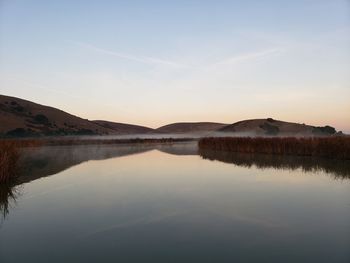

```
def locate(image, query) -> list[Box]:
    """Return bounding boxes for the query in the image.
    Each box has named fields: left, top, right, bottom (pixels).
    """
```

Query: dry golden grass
left=0, top=139, right=42, bottom=183
left=0, top=141, right=20, bottom=183
left=198, top=136, right=350, bottom=160
left=0, top=182, right=19, bottom=219
left=199, top=149, right=350, bottom=179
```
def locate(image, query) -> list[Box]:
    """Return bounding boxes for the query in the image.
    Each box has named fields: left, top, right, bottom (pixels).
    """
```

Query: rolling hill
left=218, top=118, right=338, bottom=136
left=155, top=122, right=228, bottom=134
left=0, top=95, right=340, bottom=137
left=0, top=95, right=116, bottom=137
left=93, top=120, right=154, bottom=134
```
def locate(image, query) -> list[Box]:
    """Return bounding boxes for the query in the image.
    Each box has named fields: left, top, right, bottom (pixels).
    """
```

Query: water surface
left=1, top=142, right=349, bottom=262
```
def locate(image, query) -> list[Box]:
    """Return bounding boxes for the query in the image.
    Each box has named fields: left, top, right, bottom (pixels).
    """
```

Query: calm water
left=1, top=142, right=350, bottom=263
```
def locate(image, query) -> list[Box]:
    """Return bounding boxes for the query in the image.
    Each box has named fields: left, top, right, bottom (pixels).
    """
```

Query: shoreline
left=198, top=136, right=350, bottom=160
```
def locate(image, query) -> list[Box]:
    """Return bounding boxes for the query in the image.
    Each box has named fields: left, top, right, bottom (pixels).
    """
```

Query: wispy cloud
left=69, top=40, right=285, bottom=71
left=214, top=48, right=285, bottom=66
left=70, top=40, right=191, bottom=68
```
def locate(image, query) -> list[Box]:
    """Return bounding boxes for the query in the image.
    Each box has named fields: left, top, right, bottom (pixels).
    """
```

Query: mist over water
left=44, top=133, right=255, bottom=143
left=64, top=133, right=207, bottom=140
left=53, top=130, right=335, bottom=142
left=74, top=131, right=265, bottom=140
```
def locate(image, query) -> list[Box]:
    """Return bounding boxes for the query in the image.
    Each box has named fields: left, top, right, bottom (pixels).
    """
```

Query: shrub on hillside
left=34, top=114, right=50, bottom=125
left=312, top=125, right=336, bottom=135
left=259, top=122, right=279, bottom=135
left=6, top=128, right=36, bottom=137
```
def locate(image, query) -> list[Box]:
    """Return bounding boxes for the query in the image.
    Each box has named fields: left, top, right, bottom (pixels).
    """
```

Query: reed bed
left=0, top=182, right=20, bottom=219
left=199, top=149, right=350, bottom=179
left=0, top=139, right=43, bottom=183
left=198, top=136, right=350, bottom=160
left=0, top=141, right=20, bottom=183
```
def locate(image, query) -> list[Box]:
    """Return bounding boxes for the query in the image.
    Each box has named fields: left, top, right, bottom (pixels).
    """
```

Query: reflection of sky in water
left=0, top=144, right=350, bottom=263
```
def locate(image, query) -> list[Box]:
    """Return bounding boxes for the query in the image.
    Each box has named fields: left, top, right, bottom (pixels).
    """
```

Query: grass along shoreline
left=199, top=149, right=350, bottom=178
left=0, top=140, right=42, bottom=183
left=0, top=141, right=20, bottom=183
left=198, top=136, right=350, bottom=160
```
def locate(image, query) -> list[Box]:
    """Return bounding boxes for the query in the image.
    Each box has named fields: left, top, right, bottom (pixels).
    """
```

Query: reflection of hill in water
left=199, top=149, right=350, bottom=179
left=17, top=145, right=155, bottom=184
left=17, top=142, right=199, bottom=185
left=154, top=142, right=198, bottom=156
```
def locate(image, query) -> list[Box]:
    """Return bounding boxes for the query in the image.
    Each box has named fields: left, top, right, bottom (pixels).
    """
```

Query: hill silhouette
left=0, top=95, right=339, bottom=137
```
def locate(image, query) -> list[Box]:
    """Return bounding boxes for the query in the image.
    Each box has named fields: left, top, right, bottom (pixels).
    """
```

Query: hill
left=218, top=118, right=338, bottom=136
left=93, top=120, right=154, bottom=134
left=156, top=122, right=228, bottom=134
left=0, top=95, right=340, bottom=137
left=0, top=95, right=115, bottom=137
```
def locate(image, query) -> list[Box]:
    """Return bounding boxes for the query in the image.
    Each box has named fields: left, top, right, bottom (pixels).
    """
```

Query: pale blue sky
left=1, top=0, right=349, bottom=131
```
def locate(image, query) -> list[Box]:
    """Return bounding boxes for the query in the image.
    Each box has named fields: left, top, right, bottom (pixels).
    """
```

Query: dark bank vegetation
left=0, top=140, right=42, bottom=183
left=198, top=136, right=350, bottom=160
left=199, top=149, right=350, bottom=179
left=0, top=141, right=20, bottom=183
left=0, top=182, right=20, bottom=220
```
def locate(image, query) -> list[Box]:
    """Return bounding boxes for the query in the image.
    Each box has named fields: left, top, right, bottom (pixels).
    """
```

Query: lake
left=1, top=142, right=349, bottom=262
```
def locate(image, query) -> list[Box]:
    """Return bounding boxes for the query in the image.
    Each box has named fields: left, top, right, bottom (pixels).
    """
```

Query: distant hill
left=218, top=118, right=338, bottom=136
left=93, top=120, right=154, bottom=134
left=0, top=95, right=340, bottom=137
left=0, top=95, right=116, bottom=137
left=156, top=122, right=228, bottom=134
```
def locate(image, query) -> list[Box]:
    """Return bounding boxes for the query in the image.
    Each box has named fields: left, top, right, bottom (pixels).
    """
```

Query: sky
left=0, top=0, right=349, bottom=131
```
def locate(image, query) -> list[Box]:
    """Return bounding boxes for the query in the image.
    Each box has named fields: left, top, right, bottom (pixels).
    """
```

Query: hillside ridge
left=0, top=95, right=340, bottom=137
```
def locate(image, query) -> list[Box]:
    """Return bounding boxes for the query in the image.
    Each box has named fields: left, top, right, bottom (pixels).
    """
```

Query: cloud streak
left=214, top=48, right=285, bottom=66
left=70, top=41, right=190, bottom=68
left=69, top=41, right=285, bottom=71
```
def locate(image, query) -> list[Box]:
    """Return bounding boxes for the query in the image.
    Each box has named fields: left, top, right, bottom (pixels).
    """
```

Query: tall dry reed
left=0, top=141, right=20, bottom=183
left=199, top=149, right=350, bottom=178
left=0, top=182, right=20, bottom=219
left=198, top=136, right=350, bottom=160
